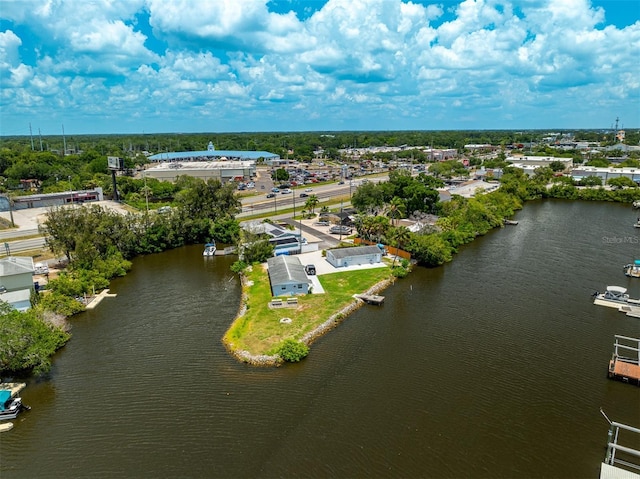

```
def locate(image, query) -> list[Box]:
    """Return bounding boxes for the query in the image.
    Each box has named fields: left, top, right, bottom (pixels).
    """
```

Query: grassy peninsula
left=223, top=263, right=394, bottom=364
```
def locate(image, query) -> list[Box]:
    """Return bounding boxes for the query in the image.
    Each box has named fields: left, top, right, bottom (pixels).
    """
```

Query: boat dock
left=85, top=289, right=117, bottom=310
left=1, top=382, right=26, bottom=397
left=356, top=294, right=385, bottom=305
left=600, top=415, right=640, bottom=479
left=608, top=335, right=640, bottom=386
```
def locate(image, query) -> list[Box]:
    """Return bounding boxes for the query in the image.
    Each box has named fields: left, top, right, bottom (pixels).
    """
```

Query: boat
left=633, top=200, right=640, bottom=209
left=503, top=219, right=518, bottom=225
left=0, top=390, right=24, bottom=421
left=625, top=260, right=640, bottom=278
left=634, top=219, right=640, bottom=228
left=203, top=242, right=216, bottom=256
left=593, top=286, right=640, bottom=309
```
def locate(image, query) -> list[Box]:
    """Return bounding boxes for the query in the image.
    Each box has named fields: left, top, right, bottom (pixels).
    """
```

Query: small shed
left=326, top=245, right=383, bottom=268
left=267, top=255, right=310, bottom=297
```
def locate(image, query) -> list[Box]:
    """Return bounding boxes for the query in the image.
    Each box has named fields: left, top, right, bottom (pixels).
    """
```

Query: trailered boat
left=0, top=390, right=24, bottom=421
left=625, top=261, right=640, bottom=278
left=593, top=286, right=640, bottom=309
left=203, top=242, right=216, bottom=256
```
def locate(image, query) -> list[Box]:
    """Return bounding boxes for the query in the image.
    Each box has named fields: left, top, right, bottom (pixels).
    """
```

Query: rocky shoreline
left=223, top=272, right=395, bottom=367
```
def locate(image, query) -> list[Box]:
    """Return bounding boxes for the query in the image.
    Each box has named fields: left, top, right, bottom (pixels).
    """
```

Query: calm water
left=2, top=200, right=639, bottom=478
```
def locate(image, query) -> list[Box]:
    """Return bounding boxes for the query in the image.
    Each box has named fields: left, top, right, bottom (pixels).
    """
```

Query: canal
left=2, top=200, right=639, bottom=478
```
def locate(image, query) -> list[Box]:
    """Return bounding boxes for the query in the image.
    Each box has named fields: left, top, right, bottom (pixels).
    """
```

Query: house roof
left=242, top=221, right=300, bottom=239
left=267, top=255, right=309, bottom=285
left=0, top=257, right=34, bottom=276
left=328, top=245, right=383, bottom=260
left=0, top=288, right=32, bottom=311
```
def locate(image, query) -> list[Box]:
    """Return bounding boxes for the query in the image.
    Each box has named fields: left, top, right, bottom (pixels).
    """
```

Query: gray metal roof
left=328, top=245, right=383, bottom=260
left=0, top=257, right=34, bottom=276
left=148, top=149, right=279, bottom=161
left=267, top=255, right=308, bottom=285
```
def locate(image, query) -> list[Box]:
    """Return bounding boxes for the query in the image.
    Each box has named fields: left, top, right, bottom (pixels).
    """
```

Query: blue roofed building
left=148, top=141, right=279, bottom=163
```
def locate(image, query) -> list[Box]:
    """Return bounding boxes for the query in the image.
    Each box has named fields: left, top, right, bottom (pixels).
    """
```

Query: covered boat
left=625, top=260, right=640, bottom=278
left=0, top=390, right=23, bottom=421
left=203, top=242, right=217, bottom=256
left=593, top=286, right=640, bottom=309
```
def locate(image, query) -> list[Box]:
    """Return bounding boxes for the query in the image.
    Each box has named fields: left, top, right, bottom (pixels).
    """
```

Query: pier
left=356, top=294, right=385, bottom=305
left=600, top=414, right=640, bottom=479
left=608, top=335, right=640, bottom=386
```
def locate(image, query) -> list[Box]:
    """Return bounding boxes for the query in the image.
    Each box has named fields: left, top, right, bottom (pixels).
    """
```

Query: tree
left=0, top=303, right=70, bottom=375
left=272, top=168, right=289, bottom=182
left=389, top=226, right=411, bottom=267
left=304, top=195, right=320, bottom=215
left=351, top=182, right=384, bottom=214
left=548, top=161, right=567, bottom=172
left=581, top=176, right=602, bottom=187
left=277, top=339, right=309, bottom=362
left=607, top=176, right=638, bottom=190
left=386, top=197, right=406, bottom=226
left=238, top=225, right=274, bottom=264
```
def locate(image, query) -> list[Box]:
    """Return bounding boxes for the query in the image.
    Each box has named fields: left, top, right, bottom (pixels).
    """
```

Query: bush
left=277, top=339, right=309, bottom=362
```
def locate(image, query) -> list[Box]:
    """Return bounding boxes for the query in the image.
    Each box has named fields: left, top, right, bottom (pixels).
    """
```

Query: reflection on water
left=2, top=201, right=639, bottom=478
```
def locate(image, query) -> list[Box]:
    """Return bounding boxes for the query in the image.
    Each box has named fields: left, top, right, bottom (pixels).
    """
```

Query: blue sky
left=1, top=0, right=639, bottom=136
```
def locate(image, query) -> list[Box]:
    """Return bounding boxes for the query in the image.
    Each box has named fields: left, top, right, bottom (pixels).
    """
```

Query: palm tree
left=386, top=197, right=406, bottom=227
left=389, top=226, right=411, bottom=267
left=305, top=195, right=320, bottom=215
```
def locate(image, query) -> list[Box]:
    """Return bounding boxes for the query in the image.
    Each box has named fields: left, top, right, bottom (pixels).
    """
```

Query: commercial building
left=144, top=161, right=256, bottom=183
left=148, top=141, right=279, bottom=163
left=570, top=167, right=640, bottom=184
left=0, top=188, right=104, bottom=212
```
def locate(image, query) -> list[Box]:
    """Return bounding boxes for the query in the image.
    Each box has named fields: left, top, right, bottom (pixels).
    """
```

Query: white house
left=0, top=256, right=35, bottom=311
left=267, top=255, right=310, bottom=297
left=326, top=245, right=383, bottom=268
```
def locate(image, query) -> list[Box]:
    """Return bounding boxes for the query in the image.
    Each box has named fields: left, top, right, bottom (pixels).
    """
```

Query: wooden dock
left=608, top=335, right=640, bottom=386
left=356, top=294, right=385, bottom=305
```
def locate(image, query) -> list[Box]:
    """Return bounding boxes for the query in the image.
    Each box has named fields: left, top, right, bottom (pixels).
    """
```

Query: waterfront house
left=267, top=255, right=310, bottom=297
left=326, top=245, right=383, bottom=268
left=0, top=256, right=35, bottom=311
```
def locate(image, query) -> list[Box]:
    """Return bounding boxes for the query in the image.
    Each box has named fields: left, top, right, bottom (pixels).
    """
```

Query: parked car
left=329, top=225, right=352, bottom=234
left=271, top=187, right=280, bottom=193
left=281, top=189, right=292, bottom=194
left=266, top=193, right=276, bottom=198
left=316, top=221, right=330, bottom=226
left=305, top=264, right=316, bottom=275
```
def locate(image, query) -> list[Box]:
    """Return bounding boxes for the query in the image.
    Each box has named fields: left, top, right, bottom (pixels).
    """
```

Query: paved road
left=279, top=218, right=340, bottom=250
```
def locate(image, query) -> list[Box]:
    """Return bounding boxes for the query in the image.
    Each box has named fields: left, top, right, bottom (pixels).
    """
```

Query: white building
left=326, top=245, right=383, bottom=268
left=570, top=167, right=640, bottom=183
left=144, top=161, right=256, bottom=183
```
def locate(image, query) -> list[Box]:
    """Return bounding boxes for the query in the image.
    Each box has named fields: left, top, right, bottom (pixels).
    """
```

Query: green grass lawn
left=223, top=263, right=393, bottom=356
